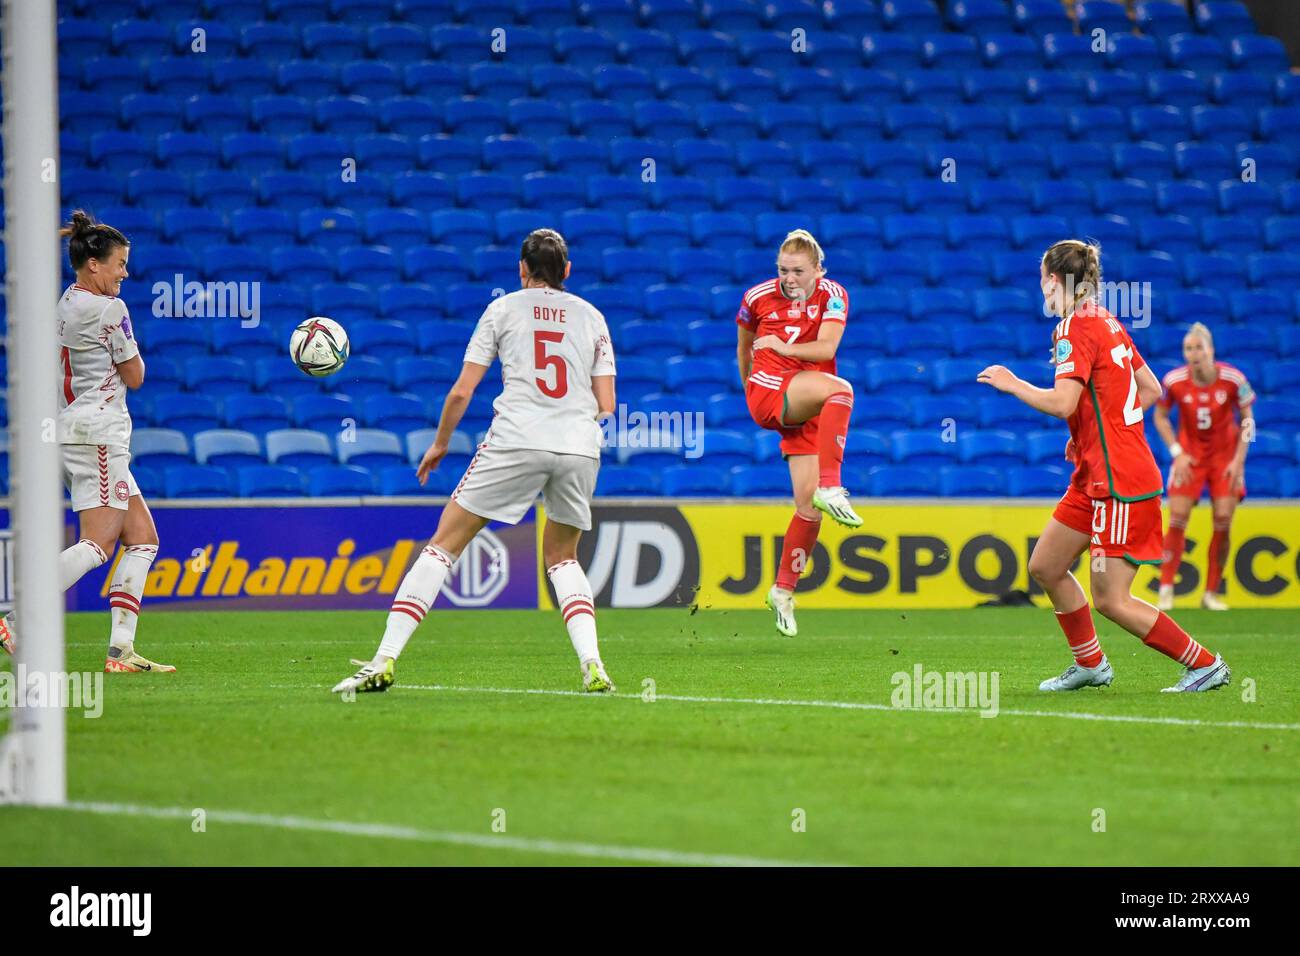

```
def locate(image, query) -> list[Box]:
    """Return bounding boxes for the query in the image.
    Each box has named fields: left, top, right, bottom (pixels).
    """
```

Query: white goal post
left=0, top=0, right=67, bottom=806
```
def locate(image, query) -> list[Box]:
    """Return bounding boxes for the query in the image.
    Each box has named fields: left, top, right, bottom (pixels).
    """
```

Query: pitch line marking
left=386, top=684, right=1300, bottom=732
left=42, top=801, right=829, bottom=868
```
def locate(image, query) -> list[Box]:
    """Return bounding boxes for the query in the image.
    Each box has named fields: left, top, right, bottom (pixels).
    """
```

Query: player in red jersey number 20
left=978, top=240, right=1229, bottom=693
left=737, top=230, right=859, bottom=638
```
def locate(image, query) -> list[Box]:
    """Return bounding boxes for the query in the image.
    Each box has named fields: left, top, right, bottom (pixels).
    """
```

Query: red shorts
left=1053, top=485, right=1163, bottom=565
left=1167, top=458, right=1246, bottom=501
left=746, top=369, right=819, bottom=457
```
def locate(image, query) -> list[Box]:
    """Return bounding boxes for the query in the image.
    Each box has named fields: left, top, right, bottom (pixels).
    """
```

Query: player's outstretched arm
left=116, top=354, right=145, bottom=390
left=977, top=365, right=1083, bottom=419
left=417, top=361, right=489, bottom=484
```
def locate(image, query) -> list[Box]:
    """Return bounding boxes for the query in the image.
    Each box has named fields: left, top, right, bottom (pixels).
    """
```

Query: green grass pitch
left=3, top=607, right=1297, bottom=866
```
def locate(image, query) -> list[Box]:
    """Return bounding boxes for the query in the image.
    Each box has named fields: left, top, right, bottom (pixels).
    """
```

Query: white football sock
left=547, top=559, right=600, bottom=665
left=376, top=544, right=454, bottom=661
left=108, top=544, right=157, bottom=651
left=60, top=538, right=108, bottom=591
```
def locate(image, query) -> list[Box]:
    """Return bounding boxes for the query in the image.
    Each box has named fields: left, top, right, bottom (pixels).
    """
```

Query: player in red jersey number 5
left=977, top=240, right=1229, bottom=693
left=1153, top=322, right=1255, bottom=612
left=737, top=230, right=859, bottom=638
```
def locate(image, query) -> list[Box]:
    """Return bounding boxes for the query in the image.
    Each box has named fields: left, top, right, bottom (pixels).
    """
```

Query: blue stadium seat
left=1220, top=182, right=1278, bottom=217
left=1247, top=253, right=1300, bottom=292
left=1106, top=34, right=1164, bottom=74
left=1211, top=72, right=1274, bottom=111
left=1171, top=142, right=1233, bottom=182
left=336, top=429, right=406, bottom=470
left=237, top=465, right=305, bottom=498
left=1191, top=105, right=1255, bottom=144
left=308, top=465, right=376, bottom=497
left=940, top=466, right=1004, bottom=497
left=1229, top=290, right=1290, bottom=327
left=868, top=465, right=940, bottom=496
left=1138, top=216, right=1200, bottom=255
left=617, top=321, right=678, bottom=360
left=153, top=392, right=223, bottom=435
left=699, top=0, right=764, bottom=31
left=550, top=26, right=616, bottom=66
left=287, top=393, right=355, bottom=435
left=660, top=465, right=732, bottom=497
left=223, top=395, right=292, bottom=436
left=1229, top=35, right=1289, bottom=74
left=1166, top=34, right=1230, bottom=73
left=1007, top=465, right=1069, bottom=496
left=958, top=430, right=1023, bottom=470
left=1024, top=430, right=1070, bottom=466
left=1136, top=1, right=1193, bottom=41
left=162, top=463, right=234, bottom=499
left=727, top=464, right=789, bottom=497
left=596, top=466, right=662, bottom=496
left=922, top=35, right=980, bottom=70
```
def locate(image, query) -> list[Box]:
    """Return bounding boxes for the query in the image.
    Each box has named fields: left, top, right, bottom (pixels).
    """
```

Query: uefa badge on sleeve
left=1054, top=338, right=1072, bottom=366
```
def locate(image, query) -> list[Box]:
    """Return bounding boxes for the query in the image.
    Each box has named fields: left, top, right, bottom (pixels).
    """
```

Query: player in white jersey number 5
left=0, top=211, right=172, bottom=672
left=334, top=229, right=616, bottom=695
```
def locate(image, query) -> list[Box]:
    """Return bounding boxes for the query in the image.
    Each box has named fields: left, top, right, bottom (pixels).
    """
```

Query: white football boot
left=812, top=486, right=863, bottom=528
left=581, top=660, right=615, bottom=693
left=331, top=657, right=394, bottom=694
left=1162, top=654, right=1231, bottom=693
left=1039, top=656, right=1114, bottom=691
left=766, top=586, right=797, bottom=637
left=1201, top=591, right=1229, bottom=611
left=1156, top=584, right=1174, bottom=611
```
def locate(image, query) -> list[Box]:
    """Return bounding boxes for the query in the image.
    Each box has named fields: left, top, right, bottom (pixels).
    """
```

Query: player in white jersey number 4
left=0, top=211, right=173, bottom=672
left=333, top=229, right=615, bottom=696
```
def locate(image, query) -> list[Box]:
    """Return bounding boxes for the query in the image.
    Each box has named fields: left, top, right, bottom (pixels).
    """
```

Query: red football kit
left=737, top=276, right=849, bottom=457
left=1048, top=302, right=1165, bottom=564
left=1158, top=362, right=1253, bottom=500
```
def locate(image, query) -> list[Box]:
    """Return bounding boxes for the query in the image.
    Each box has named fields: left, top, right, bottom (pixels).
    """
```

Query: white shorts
left=451, top=444, right=598, bottom=530
left=62, top=443, right=139, bottom=512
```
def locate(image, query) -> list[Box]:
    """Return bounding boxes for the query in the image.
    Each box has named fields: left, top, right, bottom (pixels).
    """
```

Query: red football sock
left=1159, top=519, right=1187, bottom=587
left=1054, top=603, right=1104, bottom=668
left=817, top=391, right=854, bottom=487
left=1142, top=611, right=1215, bottom=668
left=1205, top=523, right=1230, bottom=594
left=775, top=511, right=821, bottom=592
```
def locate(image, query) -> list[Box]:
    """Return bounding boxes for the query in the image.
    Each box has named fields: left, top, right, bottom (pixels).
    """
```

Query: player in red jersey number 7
left=737, top=230, right=859, bottom=638
left=977, top=240, right=1229, bottom=693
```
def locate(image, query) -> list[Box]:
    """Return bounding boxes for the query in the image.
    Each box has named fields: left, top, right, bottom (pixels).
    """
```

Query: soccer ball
left=290, top=317, right=350, bottom=377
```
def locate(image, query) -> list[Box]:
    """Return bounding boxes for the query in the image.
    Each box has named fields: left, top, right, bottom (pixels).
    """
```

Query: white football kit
left=452, top=286, right=616, bottom=530
left=57, top=284, right=140, bottom=511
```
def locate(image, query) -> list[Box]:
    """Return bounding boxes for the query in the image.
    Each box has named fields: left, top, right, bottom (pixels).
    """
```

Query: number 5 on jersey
left=534, top=330, right=568, bottom=399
